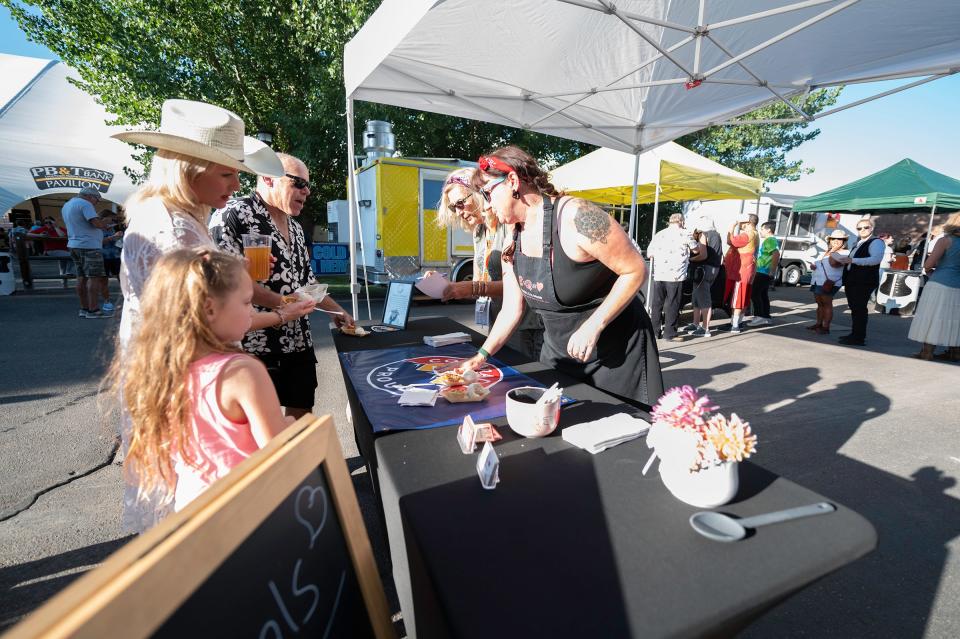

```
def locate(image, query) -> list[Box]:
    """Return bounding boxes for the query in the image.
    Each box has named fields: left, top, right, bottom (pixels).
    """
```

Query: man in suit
left=837, top=218, right=884, bottom=346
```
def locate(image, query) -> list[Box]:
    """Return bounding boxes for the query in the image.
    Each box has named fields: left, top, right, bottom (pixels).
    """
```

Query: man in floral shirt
left=212, top=153, right=354, bottom=418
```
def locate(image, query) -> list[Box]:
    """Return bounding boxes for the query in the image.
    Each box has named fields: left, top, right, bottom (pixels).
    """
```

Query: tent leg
left=345, top=98, right=360, bottom=319
left=628, top=151, right=641, bottom=240
left=645, top=174, right=661, bottom=312
left=922, top=205, right=937, bottom=270
left=777, top=209, right=794, bottom=285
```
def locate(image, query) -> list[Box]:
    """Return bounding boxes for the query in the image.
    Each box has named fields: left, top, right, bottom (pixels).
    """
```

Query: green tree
left=3, top=0, right=380, bottom=221
left=678, top=88, right=843, bottom=184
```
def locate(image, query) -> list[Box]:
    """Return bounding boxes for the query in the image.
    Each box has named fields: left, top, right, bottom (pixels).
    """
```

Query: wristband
left=275, top=309, right=285, bottom=325
left=477, top=347, right=490, bottom=360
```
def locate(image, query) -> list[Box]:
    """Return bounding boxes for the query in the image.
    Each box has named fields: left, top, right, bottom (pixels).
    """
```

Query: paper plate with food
left=340, top=325, right=369, bottom=337
left=294, top=283, right=329, bottom=304
left=432, top=369, right=479, bottom=387
left=440, top=382, right=490, bottom=403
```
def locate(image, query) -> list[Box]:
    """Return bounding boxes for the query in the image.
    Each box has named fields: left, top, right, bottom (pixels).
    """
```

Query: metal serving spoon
left=690, top=502, right=836, bottom=542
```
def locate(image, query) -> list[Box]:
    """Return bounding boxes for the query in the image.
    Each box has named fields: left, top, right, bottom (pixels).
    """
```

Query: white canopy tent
left=343, top=0, right=960, bottom=317
left=0, top=53, right=139, bottom=215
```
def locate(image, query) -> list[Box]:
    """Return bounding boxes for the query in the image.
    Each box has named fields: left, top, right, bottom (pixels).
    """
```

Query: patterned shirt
left=211, top=192, right=316, bottom=356
left=755, top=236, right=780, bottom=275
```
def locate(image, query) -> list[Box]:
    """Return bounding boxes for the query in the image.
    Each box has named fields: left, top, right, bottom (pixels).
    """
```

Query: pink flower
left=651, top=386, right=717, bottom=432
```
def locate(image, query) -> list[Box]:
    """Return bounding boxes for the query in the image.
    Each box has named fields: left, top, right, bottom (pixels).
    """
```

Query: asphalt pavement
left=1, top=282, right=958, bottom=637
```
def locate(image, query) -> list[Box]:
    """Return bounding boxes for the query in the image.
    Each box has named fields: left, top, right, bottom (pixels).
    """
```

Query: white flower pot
left=658, top=459, right=739, bottom=508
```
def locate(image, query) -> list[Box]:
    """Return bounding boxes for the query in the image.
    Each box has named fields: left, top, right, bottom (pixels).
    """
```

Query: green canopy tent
left=793, top=159, right=960, bottom=252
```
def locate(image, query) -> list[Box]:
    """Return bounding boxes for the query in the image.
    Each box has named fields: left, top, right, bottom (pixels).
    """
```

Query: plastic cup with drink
left=242, top=233, right=272, bottom=281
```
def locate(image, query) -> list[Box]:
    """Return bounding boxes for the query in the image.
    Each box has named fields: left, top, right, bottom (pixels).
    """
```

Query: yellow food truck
left=350, top=156, right=477, bottom=284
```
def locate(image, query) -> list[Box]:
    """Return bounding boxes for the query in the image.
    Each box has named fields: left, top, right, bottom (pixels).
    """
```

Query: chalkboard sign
left=6, top=416, right=394, bottom=639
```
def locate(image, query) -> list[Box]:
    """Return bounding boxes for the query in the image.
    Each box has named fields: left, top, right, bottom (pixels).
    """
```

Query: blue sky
left=3, top=5, right=958, bottom=197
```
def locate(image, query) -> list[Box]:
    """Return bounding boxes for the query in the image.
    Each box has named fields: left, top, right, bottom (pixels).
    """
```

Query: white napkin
left=398, top=387, right=438, bottom=407
left=423, top=332, right=472, bottom=347
left=562, top=413, right=650, bottom=454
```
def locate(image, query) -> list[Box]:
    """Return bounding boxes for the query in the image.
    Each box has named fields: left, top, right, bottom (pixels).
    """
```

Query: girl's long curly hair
left=105, top=248, right=246, bottom=500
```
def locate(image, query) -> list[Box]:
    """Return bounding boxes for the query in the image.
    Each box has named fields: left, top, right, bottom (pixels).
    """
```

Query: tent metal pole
left=923, top=204, right=937, bottom=270
left=628, top=151, right=641, bottom=240
left=345, top=97, right=360, bottom=319
left=645, top=169, right=661, bottom=311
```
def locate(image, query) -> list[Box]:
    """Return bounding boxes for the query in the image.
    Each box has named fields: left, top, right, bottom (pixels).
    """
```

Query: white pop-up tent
left=0, top=53, right=139, bottom=215
left=343, top=0, right=960, bottom=317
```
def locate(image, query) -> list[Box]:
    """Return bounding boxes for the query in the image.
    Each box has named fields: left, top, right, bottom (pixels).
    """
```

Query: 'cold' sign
left=311, top=243, right=348, bottom=275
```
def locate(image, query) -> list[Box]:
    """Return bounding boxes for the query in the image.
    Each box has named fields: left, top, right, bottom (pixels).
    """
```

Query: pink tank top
left=174, top=352, right=259, bottom=511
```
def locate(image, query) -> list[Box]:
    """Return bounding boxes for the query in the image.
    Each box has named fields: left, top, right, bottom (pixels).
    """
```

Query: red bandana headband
left=478, top=155, right=515, bottom=175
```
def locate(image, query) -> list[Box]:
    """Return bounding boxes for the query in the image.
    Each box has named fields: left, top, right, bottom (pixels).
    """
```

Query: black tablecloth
left=335, top=318, right=877, bottom=638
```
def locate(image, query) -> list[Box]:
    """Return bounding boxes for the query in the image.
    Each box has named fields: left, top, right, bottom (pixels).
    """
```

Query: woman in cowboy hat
left=111, top=99, right=315, bottom=532
left=807, top=228, right=849, bottom=335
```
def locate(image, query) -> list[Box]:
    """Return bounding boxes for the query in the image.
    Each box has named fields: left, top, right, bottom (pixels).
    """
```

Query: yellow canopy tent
left=551, top=143, right=762, bottom=207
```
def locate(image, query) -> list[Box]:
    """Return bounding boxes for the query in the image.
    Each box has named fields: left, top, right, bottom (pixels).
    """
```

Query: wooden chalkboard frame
left=5, top=415, right=395, bottom=639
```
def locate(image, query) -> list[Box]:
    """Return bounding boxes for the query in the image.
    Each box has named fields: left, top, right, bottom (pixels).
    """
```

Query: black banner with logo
left=29, top=166, right=114, bottom=193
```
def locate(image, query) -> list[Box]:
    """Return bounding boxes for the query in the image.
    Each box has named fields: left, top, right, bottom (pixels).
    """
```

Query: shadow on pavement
left=0, top=536, right=133, bottom=631
left=714, top=372, right=960, bottom=637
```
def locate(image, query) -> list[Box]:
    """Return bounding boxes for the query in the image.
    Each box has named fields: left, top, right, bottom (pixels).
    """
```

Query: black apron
left=513, top=197, right=663, bottom=410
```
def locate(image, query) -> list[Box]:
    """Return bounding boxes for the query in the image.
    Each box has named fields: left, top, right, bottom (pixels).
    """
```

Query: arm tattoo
left=573, top=200, right=612, bottom=244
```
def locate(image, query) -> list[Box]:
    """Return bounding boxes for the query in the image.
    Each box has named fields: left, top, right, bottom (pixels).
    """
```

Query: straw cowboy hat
left=828, top=229, right=849, bottom=241
left=112, top=99, right=283, bottom=176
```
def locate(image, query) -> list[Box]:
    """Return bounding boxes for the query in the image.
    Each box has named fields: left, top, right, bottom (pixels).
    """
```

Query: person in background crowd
left=647, top=212, right=691, bottom=342
left=26, top=215, right=74, bottom=277
left=100, top=211, right=124, bottom=286
left=112, top=98, right=313, bottom=532
left=890, top=238, right=911, bottom=270
left=807, top=229, right=848, bottom=335
left=746, top=222, right=780, bottom=327
left=212, top=152, right=353, bottom=420
left=836, top=217, right=884, bottom=346
left=432, top=167, right=545, bottom=358
left=685, top=217, right=723, bottom=338
left=723, top=214, right=759, bottom=334
left=108, top=249, right=294, bottom=513
left=62, top=187, right=112, bottom=318
left=907, top=212, right=960, bottom=361
left=447, top=146, right=663, bottom=410
left=878, top=233, right=894, bottom=272
left=27, top=219, right=46, bottom=255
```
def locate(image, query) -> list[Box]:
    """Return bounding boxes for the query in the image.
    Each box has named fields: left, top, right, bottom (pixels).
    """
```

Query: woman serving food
left=443, top=146, right=663, bottom=410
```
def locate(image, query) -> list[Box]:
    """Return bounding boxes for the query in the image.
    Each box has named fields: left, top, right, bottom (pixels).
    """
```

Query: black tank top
left=550, top=198, right=618, bottom=307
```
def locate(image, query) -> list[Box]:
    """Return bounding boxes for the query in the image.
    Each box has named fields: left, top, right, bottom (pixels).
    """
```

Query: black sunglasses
left=447, top=196, right=471, bottom=213
left=285, top=174, right=310, bottom=190
left=856, top=225, right=872, bottom=230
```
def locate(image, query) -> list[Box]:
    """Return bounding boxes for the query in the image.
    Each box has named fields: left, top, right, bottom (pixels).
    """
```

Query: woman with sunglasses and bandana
left=444, top=146, right=663, bottom=410
left=433, top=168, right=545, bottom=358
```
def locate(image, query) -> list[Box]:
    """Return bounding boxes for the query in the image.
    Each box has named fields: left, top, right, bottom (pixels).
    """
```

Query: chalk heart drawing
left=295, top=484, right=328, bottom=549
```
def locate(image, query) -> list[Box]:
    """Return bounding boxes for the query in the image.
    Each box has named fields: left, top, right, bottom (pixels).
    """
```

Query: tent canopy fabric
left=0, top=53, right=139, bottom=213
left=793, top=159, right=960, bottom=213
left=345, top=0, right=960, bottom=154
left=550, top=143, right=762, bottom=205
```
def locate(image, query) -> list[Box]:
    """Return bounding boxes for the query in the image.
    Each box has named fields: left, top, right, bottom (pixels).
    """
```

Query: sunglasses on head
left=479, top=177, right=507, bottom=203
left=285, top=174, right=310, bottom=190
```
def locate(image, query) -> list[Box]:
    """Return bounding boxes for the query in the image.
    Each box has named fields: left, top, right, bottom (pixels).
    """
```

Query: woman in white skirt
left=908, top=212, right=960, bottom=361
